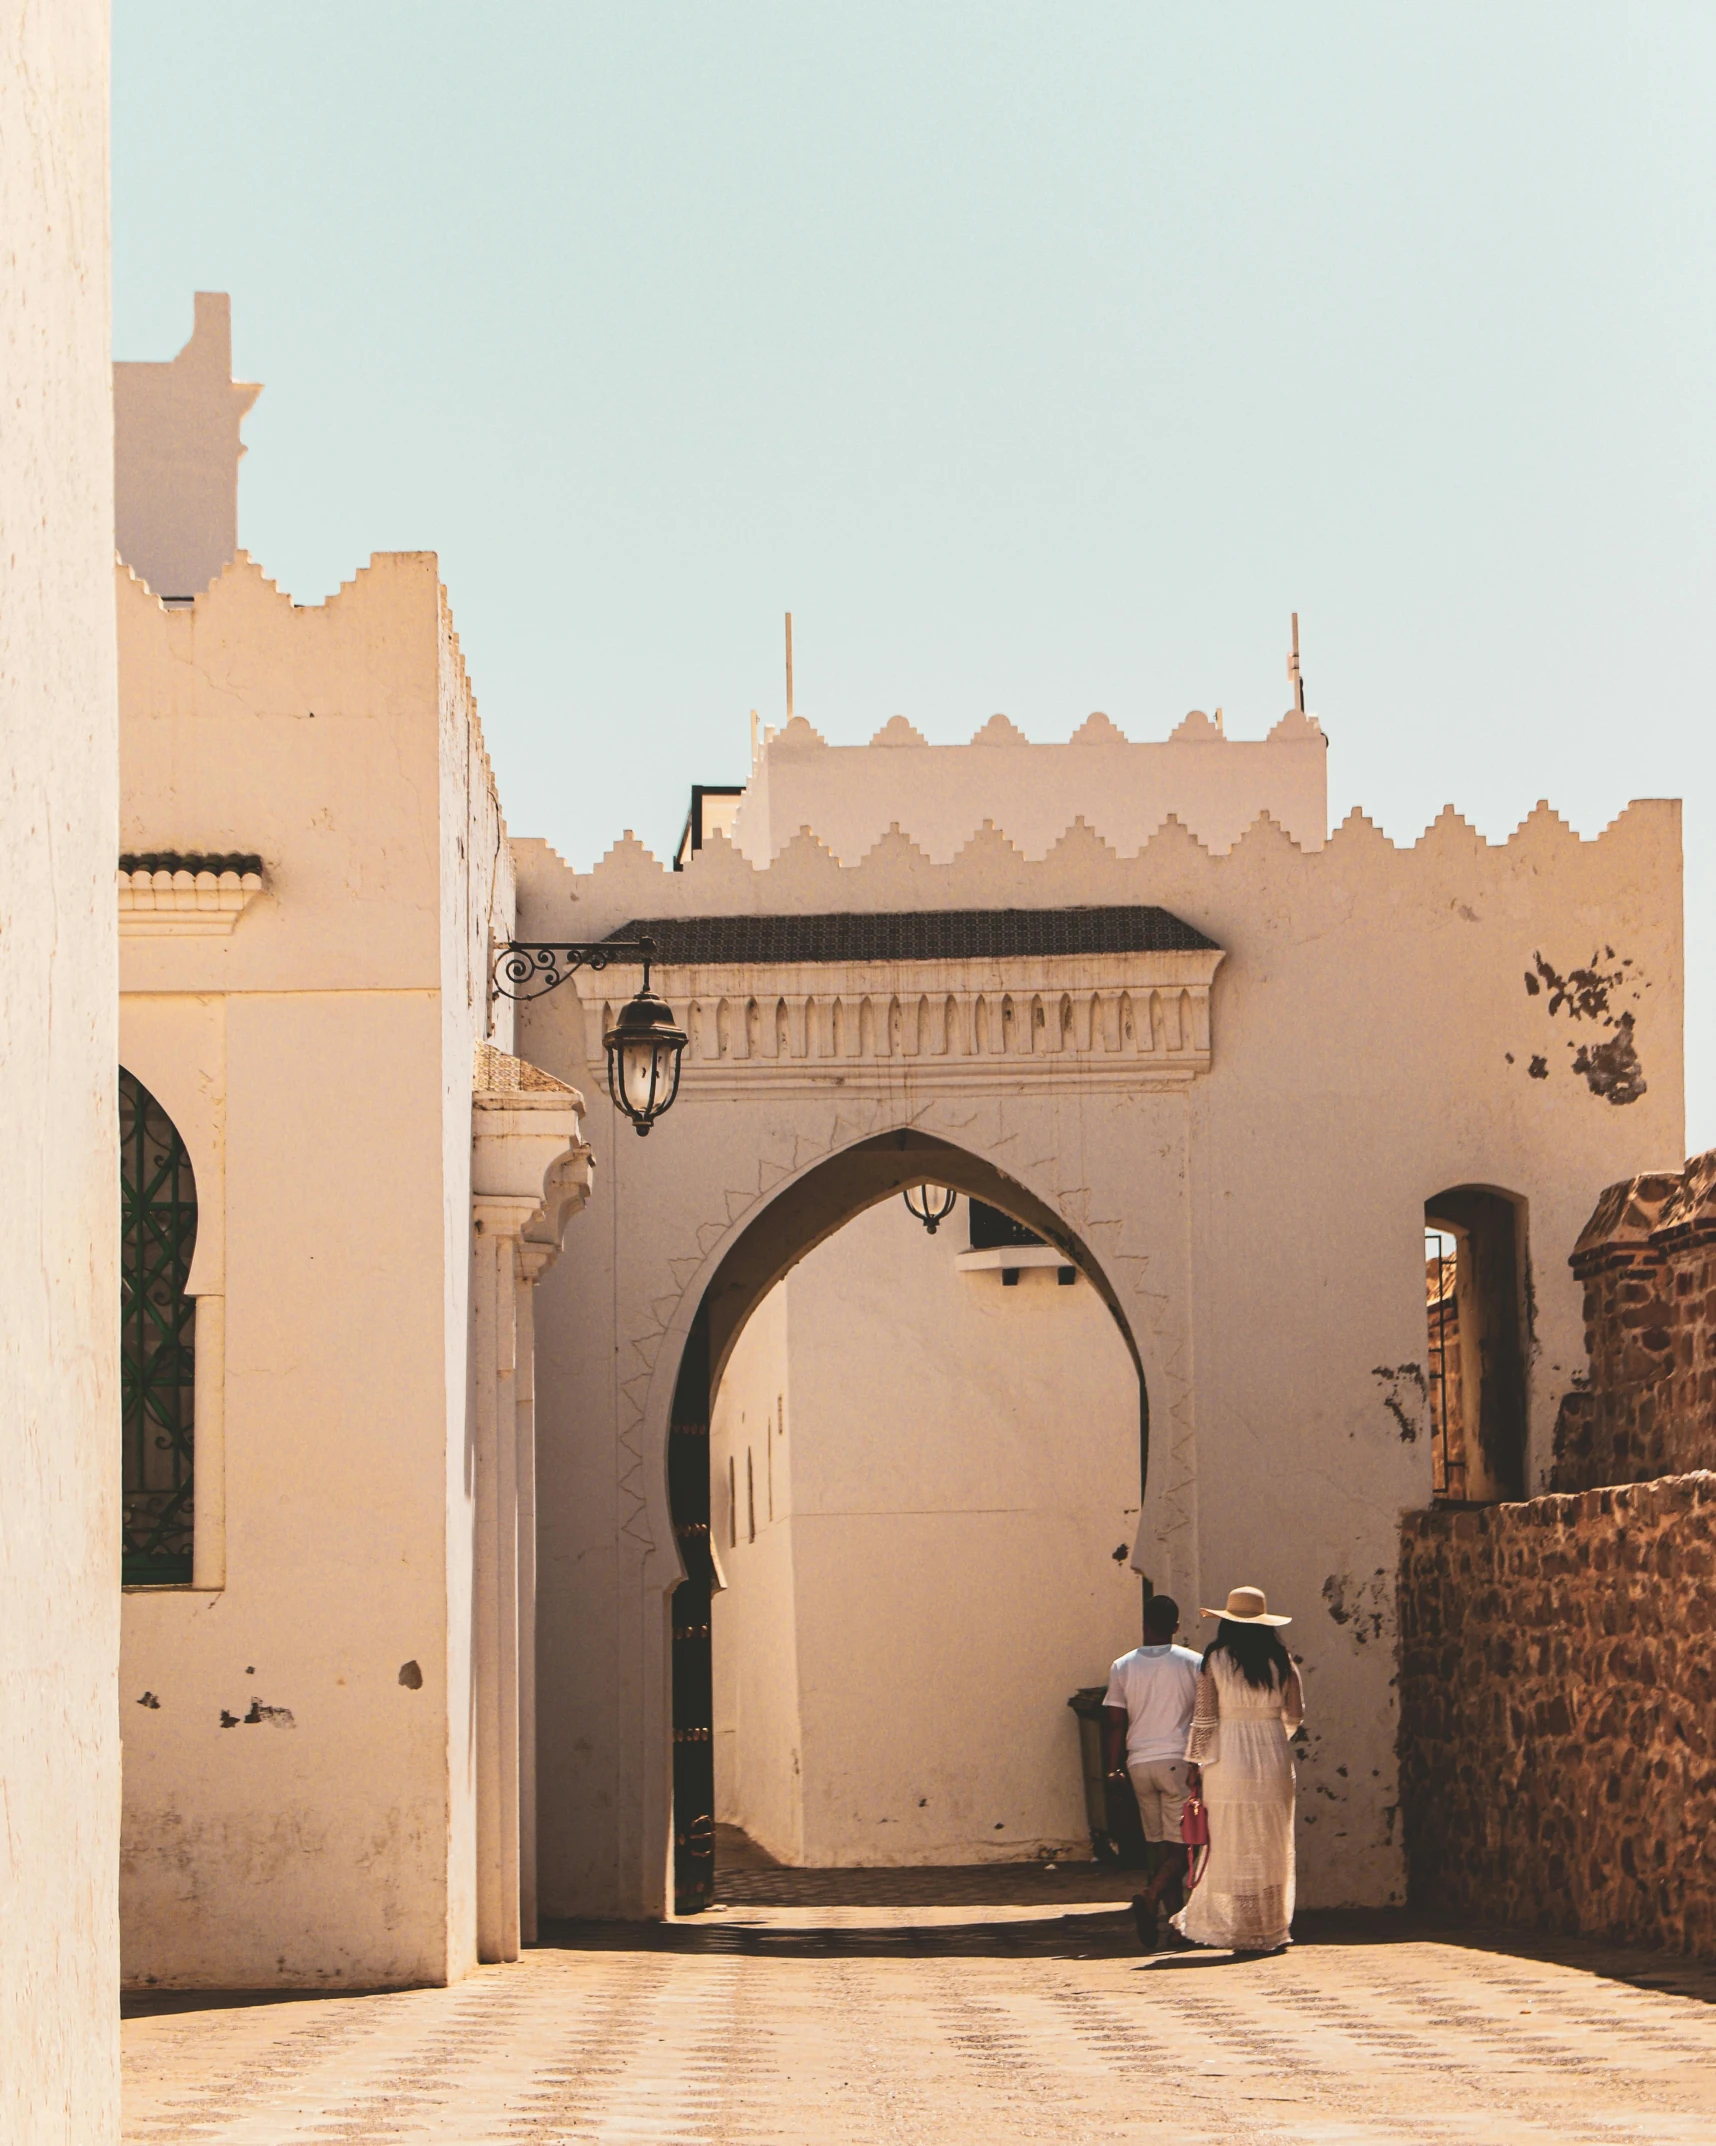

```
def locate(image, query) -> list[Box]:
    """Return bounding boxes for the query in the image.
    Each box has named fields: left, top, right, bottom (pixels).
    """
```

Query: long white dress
left=1170, top=1652, right=1303, bottom=1952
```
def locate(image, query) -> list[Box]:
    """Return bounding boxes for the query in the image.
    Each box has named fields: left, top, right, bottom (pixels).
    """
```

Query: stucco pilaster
left=471, top=1057, right=591, bottom=1959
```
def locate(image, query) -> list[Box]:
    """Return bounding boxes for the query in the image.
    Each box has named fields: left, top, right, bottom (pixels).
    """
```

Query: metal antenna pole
left=1289, top=613, right=1306, bottom=713
left=785, top=611, right=794, bottom=723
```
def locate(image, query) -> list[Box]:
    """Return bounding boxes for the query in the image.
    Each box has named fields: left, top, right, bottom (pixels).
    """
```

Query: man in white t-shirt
left=1102, top=1594, right=1201, bottom=1947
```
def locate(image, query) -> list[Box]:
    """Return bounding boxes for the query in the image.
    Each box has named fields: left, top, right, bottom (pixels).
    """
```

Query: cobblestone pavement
left=123, top=1867, right=1716, bottom=2144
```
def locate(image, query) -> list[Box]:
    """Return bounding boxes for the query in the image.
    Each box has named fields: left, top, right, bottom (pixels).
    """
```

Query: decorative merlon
left=118, top=853, right=264, bottom=936
left=869, top=715, right=928, bottom=747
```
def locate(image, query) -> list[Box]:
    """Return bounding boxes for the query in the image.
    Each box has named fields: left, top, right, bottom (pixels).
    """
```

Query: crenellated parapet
left=119, top=547, right=514, bottom=1002
left=519, top=793, right=1676, bottom=937
left=513, top=795, right=1679, bottom=1127
left=726, top=699, right=1328, bottom=862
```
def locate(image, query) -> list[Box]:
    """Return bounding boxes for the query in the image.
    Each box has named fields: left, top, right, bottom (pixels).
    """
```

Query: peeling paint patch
left=1371, top=1363, right=1426, bottom=1442
left=1573, top=1013, right=1647, bottom=1106
left=220, top=1698, right=294, bottom=1728
left=1525, top=949, right=1633, bottom=1020
left=1322, top=1569, right=1391, bottom=1645
left=1523, top=949, right=1648, bottom=1105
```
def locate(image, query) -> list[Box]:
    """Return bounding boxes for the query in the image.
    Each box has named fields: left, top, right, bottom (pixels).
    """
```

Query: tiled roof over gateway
left=603, top=906, right=1217, bottom=966
left=120, top=851, right=263, bottom=877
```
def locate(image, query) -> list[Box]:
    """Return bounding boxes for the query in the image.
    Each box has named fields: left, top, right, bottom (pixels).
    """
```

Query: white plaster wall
left=438, top=584, right=515, bottom=1965
left=121, top=994, right=456, bottom=1985
left=713, top=1201, right=1140, bottom=1865
left=731, top=707, right=1327, bottom=863
left=0, top=3, right=121, bottom=2133
left=709, top=1285, right=802, bottom=1861
left=517, top=784, right=1683, bottom=1920
left=118, top=553, right=511, bottom=1986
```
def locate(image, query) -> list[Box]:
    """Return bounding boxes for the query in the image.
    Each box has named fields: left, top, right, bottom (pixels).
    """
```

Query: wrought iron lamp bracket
left=489, top=935, right=687, bottom=1136
left=490, top=937, right=656, bottom=1005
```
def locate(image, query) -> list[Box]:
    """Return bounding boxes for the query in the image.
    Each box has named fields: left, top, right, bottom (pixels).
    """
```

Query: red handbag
left=1180, top=1794, right=1210, bottom=1892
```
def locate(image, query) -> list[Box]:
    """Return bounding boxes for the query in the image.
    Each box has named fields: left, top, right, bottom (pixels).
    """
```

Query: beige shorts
left=1127, top=1758, right=1191, bottom=1844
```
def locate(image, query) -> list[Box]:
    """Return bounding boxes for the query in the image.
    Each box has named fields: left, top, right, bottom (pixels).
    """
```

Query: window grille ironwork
left=121, top=1069, right=197, bottom=1584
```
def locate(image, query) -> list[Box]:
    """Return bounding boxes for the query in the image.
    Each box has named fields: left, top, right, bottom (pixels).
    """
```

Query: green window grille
left=121, top=1068, right=197, bottom=1585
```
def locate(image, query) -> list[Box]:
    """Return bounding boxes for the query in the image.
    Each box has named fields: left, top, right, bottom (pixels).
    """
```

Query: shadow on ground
left=533, top=1901, right=1716, bottom=1993
left=122, top=1844, right=1716, bottom=2013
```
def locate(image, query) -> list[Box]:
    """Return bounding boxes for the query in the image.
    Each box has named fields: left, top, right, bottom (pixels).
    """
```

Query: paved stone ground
left=123, top=1864, right=1716, bottom=2144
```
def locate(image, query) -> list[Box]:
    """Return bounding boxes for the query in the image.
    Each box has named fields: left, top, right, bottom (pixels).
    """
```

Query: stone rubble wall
left=1398, top=1473, right=1716, bottom=1955
left=1552, top=1150, right=1716, bottom=1492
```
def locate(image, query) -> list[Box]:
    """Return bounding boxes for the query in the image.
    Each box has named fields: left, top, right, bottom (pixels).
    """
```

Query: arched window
left=121, top=1069, right=198, bottom=1584
left=1424, top=1186, right=1527, bottom=1504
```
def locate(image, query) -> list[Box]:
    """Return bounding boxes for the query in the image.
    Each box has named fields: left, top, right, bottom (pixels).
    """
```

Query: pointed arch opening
left=665, top=1130, right=1149, bottom=1911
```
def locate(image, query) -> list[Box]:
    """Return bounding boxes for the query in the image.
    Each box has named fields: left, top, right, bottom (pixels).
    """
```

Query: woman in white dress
left=1171, top=1585, right=1303, bottom=1955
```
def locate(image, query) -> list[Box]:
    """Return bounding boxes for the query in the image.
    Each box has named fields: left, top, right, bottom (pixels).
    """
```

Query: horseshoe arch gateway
left=520, top=902, right=1223, bottom=1920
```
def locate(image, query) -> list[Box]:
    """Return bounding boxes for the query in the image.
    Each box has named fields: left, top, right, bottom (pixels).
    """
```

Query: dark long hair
left=1204, top=1618, right=1292, bottom=1692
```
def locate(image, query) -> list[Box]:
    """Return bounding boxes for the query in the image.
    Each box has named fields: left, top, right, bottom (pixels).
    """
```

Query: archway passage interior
left=667, top=1132, right=1148, bottom=1912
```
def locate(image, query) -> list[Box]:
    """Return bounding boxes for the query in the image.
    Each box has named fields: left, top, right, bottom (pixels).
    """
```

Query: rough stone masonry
left=1400, top=1147, right=1716, bottom=1956
left=1399, top=1473, right=1716, bottom=1954
left=1551, top=1148, right=1716, bottom=1493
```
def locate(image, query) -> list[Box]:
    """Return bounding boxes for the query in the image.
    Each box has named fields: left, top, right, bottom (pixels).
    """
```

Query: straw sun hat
left=1200, top=1584, right=1292, bottom=1628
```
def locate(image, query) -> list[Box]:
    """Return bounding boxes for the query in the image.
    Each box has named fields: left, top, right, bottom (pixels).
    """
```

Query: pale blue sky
left=115, top=4, right=1715, bottom=1141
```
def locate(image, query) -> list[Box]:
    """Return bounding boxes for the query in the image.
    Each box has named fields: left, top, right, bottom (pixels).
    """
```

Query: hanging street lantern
left=903, top=1183, right=957, bottom=1235
left=489, top=933, right=688, bottom=1136
left=603, top=984, right=688, bottom=1135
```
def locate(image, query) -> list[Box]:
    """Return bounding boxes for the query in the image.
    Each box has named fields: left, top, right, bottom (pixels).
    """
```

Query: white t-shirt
left=1103, top=1643, right=1202, bottom=1764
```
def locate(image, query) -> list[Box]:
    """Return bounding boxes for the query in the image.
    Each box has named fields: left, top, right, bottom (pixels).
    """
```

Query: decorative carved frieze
left=581, top=948, right=1224, bottom=1099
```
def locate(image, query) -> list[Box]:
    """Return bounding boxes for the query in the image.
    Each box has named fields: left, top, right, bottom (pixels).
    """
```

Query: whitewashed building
left=515, top=733, right=1682, bottom=1921
left=110, top=297, right=1685, bottom=1977
left=115, top=306, right=590, bottom=1987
